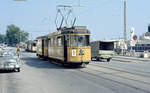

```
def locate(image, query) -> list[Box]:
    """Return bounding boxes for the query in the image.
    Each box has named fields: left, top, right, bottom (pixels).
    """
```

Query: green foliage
left=0, top=34, right=6, bottom=43
left=5, top=24, right=29, bottom=46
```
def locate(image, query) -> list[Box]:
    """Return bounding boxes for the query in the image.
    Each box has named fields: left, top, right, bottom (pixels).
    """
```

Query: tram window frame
left=70, top=35, right=90, bottom=47
left=53, top=37, right=56, bottom=47
left=48, top=38, right=51, bottom=47
left=54, top=37, right=57, bottom=46
left=44, top=39, right=48, bottom=47
left=51, top=38, right=53, bottom=47
left=57, top=37, right=62, bottom=47
left=46, top=39, right=48, bottom=46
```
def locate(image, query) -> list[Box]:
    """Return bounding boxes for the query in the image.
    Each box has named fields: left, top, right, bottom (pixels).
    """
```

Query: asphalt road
left=1, top=50, right=150, bottom=93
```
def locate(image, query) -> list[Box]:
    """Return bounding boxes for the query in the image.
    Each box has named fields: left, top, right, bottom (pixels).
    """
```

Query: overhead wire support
left=55, top=5, right=76, bottom=30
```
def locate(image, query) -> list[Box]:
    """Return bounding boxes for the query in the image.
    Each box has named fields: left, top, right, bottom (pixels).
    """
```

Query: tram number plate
left=72, top=49, right=76, bottom=56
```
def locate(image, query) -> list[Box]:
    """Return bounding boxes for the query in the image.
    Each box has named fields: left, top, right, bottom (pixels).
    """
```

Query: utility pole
left=124, top=0, right=127, bottom=46
left=123, top=0, right=127, bottom=55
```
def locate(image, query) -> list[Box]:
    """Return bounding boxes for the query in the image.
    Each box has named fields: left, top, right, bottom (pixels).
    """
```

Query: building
left=130, top=25, right=150, bottom=52
left=132, top=40, right=150, bottom=52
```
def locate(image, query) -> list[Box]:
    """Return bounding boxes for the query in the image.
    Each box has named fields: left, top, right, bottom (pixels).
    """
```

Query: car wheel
left=107, top=59, right=110, bottom=62
left=17, top=68, right=20, bottom=72
left=96, top=58, right=100, bottom=61
left=15, top=68, right=20, bottom=72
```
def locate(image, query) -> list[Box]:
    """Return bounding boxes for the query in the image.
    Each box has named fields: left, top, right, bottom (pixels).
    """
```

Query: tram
left=36, top=26, right=91, bottom=66
left=36, top=5, right=91, bottom=66
left=25, top=41, right=37, bottom=52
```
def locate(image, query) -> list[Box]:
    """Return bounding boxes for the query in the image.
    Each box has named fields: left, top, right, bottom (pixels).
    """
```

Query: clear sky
left=0, top=0, right=150, bottom=41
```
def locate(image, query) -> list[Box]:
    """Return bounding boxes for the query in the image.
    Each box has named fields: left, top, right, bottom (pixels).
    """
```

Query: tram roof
left=36, top=35, right=48, bottom=39
left=60, top=26, right=90, bottom=34
left=48, top=26, right=90, bottom=37
left=26, top=40, right=36, bottom=44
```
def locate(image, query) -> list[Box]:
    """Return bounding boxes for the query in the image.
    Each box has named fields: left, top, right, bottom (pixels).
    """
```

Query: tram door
left=64, top=36, right=68, bottom=62
left=42, top=39, right=44, bottom=56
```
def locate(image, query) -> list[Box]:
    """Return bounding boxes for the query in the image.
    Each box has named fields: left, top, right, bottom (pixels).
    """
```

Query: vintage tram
left=36, top=26, right=91, bottom=66
left=25, top=40, right=37, bottom=52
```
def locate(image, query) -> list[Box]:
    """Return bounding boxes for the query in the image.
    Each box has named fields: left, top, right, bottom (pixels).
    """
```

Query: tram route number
left=72, top=49, right=76, bottom=56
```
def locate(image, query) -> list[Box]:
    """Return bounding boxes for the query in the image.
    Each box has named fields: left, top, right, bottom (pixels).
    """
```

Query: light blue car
left=0, top=51, right=20, bottom=72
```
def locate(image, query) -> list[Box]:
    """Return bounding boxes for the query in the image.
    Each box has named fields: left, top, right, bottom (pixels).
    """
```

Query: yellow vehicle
left=25, top=41, right=37, bottom=52
left=36, top=36, right=48, bottom=59
left=36, top=5, right=91, bottom=66
left=36, top=26, right=91, bottom=66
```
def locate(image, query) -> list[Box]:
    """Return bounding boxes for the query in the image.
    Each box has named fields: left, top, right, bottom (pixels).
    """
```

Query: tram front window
left=70, top=35, right=89, bottom=46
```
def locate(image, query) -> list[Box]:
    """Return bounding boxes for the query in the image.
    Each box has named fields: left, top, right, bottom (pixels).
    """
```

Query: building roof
left=137, top=40, right=150, bottom=44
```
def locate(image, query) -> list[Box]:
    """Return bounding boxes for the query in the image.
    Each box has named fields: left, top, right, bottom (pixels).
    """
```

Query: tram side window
left=48, top=39, right=51, bottom=47
left=53, top=37, right=56, bottom=46
left=51, top=38, right=53, bottom=47
left=46, top=39, right=48, bottom=46
left=44, top=39, right=48, bottom=47
left=57, top=37, right=62, bottom=47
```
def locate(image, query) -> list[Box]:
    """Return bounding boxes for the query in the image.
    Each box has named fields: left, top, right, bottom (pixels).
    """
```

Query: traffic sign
left=133, top=35, right=137, bottom=41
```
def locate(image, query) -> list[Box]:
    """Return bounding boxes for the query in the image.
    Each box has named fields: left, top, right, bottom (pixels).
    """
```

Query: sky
left=0, top=0, right=150, bottom=41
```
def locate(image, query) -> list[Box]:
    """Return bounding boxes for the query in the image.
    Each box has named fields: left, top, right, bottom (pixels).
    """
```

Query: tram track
left=87, top=64, right=150, bottom=85
left=90, top=63, right=150, bottom=78
left=72, top=64, right=150, bottom=93
left=112, top=56, right=150, bottom=63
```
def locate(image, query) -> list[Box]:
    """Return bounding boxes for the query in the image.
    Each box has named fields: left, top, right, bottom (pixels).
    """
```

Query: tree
left=6, top=24, right=29, bottom=46
left=0, top=34, right=6, bottom=43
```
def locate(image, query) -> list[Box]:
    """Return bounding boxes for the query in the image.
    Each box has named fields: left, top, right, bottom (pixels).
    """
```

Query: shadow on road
left=23, top=57, right=82, bottom=70
left=91, top=60, right=110, bottom=63
left=0, top=70, right=16, bottom=74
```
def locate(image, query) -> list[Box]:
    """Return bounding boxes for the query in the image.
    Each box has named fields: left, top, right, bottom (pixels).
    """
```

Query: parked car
left=0, top=51, right=20, bottom=72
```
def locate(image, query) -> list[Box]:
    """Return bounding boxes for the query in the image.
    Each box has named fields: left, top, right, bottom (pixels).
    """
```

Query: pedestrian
left=17, top=46, right=20, bottom=58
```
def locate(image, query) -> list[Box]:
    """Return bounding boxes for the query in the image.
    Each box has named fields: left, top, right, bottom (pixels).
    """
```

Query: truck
left=91, top=40, right=115, bottom=62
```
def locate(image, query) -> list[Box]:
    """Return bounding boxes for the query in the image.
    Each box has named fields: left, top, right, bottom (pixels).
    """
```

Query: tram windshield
left=70, top=35, right=89, bottom=46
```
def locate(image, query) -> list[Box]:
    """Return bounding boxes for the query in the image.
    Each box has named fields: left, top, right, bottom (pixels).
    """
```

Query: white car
left=0, top=51, right=20, bottom=72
